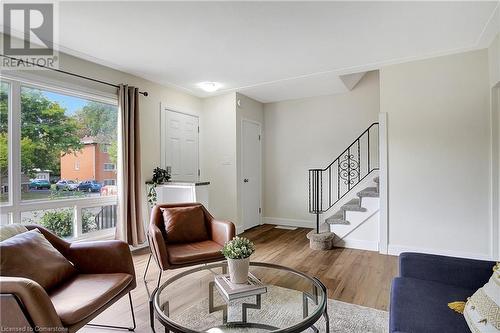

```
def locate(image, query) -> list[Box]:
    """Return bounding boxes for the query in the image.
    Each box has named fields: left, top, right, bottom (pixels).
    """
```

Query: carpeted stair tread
left=325, top=211, right=350, bottom=225
left=347, top=198, right=361, bottom=205
left=341, top=199, right=367, bottom=212
left=357, top=187, right=379, bottom=198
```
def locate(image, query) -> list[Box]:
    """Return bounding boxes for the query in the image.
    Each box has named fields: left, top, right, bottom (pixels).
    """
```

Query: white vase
left=227, top=257, right=250, bottom=284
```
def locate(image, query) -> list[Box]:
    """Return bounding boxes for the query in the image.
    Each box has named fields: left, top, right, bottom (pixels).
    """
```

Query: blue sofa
left=390, top=252, right=495, bottom=333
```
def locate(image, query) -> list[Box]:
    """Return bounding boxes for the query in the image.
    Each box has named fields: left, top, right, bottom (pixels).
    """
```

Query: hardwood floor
left=81, top=224, right=398, bottom=332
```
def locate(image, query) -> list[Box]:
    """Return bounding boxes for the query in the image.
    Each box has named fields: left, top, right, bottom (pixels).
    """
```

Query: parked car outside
left=29, top=179, right=51, bottom=190
left=78, top=180, right=102, bottom=192
left=56, top=180, right=79, bottom=191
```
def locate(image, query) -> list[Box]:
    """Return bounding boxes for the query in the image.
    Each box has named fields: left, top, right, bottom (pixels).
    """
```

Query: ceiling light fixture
left=197, top=81, right=222, bottom=92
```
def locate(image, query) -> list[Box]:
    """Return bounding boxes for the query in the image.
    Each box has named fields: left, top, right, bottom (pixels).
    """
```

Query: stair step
left=325, top=211, right=350, bottom=225
left=374, top=176, right=379, bottom=184
left=357, top=187, right=379, bottom=198
left=347, top=198, right=361, bottom=205
left=326, top=218, right=350, bottom=225
left=341, top=199, right=367, bottom=212
left=341, top=204, right=367, bottom=212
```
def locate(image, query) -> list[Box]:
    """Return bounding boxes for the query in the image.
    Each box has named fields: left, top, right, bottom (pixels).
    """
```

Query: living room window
left=0, top=75, right=119, bottom=240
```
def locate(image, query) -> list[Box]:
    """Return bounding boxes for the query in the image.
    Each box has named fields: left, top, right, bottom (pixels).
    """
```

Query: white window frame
left=0, top=73, right=119, bottom=240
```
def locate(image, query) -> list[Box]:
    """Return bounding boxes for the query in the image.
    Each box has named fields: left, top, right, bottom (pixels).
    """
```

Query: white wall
left=262, top=71, right=380, bottom=223
left=380, top=49, right=493, bottom=259
left=201, top=93, right=238, bottom=225
left=489, top=34, right=500, bottom=88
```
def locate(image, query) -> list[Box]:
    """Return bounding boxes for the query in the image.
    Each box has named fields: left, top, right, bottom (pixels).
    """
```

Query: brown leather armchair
left=0, top=225, right=137, bottom=333
left=145, top=203, right=235, bottom=286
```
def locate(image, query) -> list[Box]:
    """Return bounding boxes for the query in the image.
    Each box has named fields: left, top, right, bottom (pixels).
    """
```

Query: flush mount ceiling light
left=197, top=82, right=222, bottom=92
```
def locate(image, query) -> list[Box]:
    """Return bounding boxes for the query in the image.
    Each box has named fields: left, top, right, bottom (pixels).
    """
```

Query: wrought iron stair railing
left=94, top=205, right=117, bottom=230
left=309, top=123, right=379, bottom=233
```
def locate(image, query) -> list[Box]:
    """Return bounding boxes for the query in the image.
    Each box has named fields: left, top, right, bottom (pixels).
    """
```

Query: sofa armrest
left=399, top=252, right=494, bottom=290
left=148, top=223, right=170, bottom=270
left=211, top=219, right=235, bottom=246
left=67, top=240, right=135, bottom=279
left=0, top=277, right=63, bottom=330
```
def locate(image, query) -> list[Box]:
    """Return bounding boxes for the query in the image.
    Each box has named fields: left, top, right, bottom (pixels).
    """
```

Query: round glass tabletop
left=151, top=262, right=328, bottom=333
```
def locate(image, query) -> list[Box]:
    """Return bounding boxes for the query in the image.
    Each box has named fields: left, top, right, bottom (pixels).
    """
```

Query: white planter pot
left=227, top=257, right=250, bottom=284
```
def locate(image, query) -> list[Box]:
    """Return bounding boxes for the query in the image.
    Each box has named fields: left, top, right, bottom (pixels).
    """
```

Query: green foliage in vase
left=221, top=236, right=255, bottom=260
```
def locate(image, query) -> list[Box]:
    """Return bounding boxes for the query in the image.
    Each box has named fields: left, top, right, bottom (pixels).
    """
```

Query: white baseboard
left=263, top=217, right=380, bottom=252
left=335, top=238, right=379, bottom=252
left=262, top=217, right=313, bottom=229
left=388, top=244, right=493, bottom=261
left=236, top=225, right=245, bottom=235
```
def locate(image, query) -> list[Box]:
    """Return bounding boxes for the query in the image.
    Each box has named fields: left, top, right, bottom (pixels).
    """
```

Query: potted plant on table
left=221, top=236, right=256, bottom=284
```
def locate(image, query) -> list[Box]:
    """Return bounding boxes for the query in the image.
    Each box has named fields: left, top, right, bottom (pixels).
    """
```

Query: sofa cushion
left=161, top=205, right=209, bottom=243
left=167, top=240, right=223, bottom=265
left=0, top=224, right=28, bottom=241
left=390, top=277, right=474, bottom=333
left=0, top=229, right=76, bottom=290
left=49, top=273, right=133, bottom=326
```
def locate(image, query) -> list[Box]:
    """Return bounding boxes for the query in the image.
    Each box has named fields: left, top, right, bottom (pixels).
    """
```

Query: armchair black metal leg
left=143, top=253, right=152, bottom=281
left=87, top=292, right=136, bottom=331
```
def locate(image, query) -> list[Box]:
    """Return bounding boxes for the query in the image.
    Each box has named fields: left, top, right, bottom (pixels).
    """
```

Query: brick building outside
left=60, top=137, right=117, bottom=185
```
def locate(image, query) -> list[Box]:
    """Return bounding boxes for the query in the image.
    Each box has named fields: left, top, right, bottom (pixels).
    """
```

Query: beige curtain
left=115, top=84, right=146, bottom=246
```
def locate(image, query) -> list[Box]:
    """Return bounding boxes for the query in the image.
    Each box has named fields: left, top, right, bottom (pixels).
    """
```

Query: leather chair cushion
left=167, top=240, right=224, bottom=265
left=161, top=205, right=209, bottom=243
left=50, top=273, right=133, bottom=326
left=0, top=229, right=76, bottom=290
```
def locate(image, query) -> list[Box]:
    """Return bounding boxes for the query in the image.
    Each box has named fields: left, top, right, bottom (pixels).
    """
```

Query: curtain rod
left=0, top=54, right=149, bottom=97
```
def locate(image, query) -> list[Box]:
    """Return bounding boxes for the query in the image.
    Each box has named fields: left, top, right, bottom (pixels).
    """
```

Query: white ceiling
left=7, top=1, right=500, bottom=102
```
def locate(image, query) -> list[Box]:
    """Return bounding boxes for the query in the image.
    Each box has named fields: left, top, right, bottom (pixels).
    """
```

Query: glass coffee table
left=150, top=262, right=329, bottom=333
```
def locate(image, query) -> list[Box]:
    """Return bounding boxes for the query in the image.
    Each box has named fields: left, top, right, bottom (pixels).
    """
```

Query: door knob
left=244, top=179, right=249, bottom=183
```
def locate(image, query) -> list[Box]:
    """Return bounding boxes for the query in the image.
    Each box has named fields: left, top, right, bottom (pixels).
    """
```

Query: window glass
left=104, top=163, right=115, bottom=171
left=82, top=204, right=117, bottom=234
left=20, top=86, right=118, bottom=201
left=21, top=208, right=74, bottom=238
left=0, top=82, right=10, bottom=203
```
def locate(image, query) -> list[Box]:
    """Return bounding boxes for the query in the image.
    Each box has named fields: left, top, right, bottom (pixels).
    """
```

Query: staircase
left=307, top=123, right=380, bottom=250
left=326, top=176, right=379, bottom=226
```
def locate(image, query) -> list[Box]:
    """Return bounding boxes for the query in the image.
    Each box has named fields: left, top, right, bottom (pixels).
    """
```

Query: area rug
left=170, top=285, right=389, bottom=333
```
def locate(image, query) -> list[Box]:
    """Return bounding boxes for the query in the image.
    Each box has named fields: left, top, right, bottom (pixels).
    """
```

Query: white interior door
left=162, top=109, right=199, bottom=181
left=242, top=120, right=262, bottom=230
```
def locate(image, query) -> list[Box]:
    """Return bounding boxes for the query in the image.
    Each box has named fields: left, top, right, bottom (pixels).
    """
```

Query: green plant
left=82, top=210, right=98, bottom=234
left=221, top=236, right=255, bottom=259
left=40, top=209, right=74, bottom=238
left=39, top=209, right=98, bottom=238
left=147, top=167, right=171, bottom=206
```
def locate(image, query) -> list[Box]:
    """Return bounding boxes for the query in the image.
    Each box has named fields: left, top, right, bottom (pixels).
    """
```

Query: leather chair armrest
left=0, top=277, right=63, bottom=330
left=67, top=240, right=136, bottom=279
left=148, top=223, right=170, bottom=270
left=211, top=219, right=236, bottom=246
